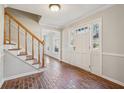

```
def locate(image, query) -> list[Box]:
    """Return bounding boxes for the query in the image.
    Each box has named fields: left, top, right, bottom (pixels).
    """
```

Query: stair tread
left=26, top=58, right=33, bottom=60
left=26, top=55, right=33, bottom=60
left=26, top=55, right=33, bottom=57
left=4, top=45, right=16, bottom=50
left=17, top=51, right=27, bottom=56
left=19, top=56, right=26, bottom=60
left=33, top=64, right=40, bottom=68
left=7, top=50, right=26, bottom=61
left=6, top=40, right=16, bottom=44
left=7, top=49, right=40, bottom=69
left=26, top=58, right=38, bottom=64
left=5, top=43, right=16, bottom=45
left=17, top=54, right=27, bottom=56
left=26, top=60, right=40, bottom=69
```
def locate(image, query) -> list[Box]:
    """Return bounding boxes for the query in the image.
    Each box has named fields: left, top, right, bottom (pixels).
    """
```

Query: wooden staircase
left=4, top=10, right=45, bottom=69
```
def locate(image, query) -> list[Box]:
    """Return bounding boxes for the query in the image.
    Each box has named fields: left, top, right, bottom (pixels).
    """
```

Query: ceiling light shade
left=49, top=4, right=61, bottom=12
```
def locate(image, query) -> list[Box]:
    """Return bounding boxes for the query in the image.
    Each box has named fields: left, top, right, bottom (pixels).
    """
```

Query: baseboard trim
left=4, top=69, right=45, bottom=81
left=62, top=59, right=124, bottom=87
left=101, top=75, right=124, bottom=86
left=90, top=71, right=124, bottom=86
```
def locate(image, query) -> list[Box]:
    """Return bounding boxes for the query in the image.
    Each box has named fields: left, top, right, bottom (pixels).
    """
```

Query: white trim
left=101, top=75, right=124, bottom=86
left=102, top=52, right=124, bottom=57
left=61, top=60, right=68, bottom=63
left=4, top=68, right=45, bottom=81
left=90, top=71, right=124, bottom=86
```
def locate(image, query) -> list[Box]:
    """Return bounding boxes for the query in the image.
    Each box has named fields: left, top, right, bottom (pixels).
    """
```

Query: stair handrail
left=5, top=10, right=44, bottom=45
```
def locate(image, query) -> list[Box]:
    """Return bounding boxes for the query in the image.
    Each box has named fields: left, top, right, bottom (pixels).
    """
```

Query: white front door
left=74, top=25, right=91, bottom=71
left=74, top=18, right=102, bottom=75
left=68, top=18, right=102, bottom=75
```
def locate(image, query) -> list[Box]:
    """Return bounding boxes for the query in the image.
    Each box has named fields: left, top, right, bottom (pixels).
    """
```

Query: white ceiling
left=7, top=4, right=112, bottom=29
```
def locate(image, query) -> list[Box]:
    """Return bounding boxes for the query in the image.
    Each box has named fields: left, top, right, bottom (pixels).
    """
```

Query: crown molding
left=4, top=4, right=114, bottom=31
left=40, top=4, right=115, bottom=30
left=62, top=4, right=115, bottom=29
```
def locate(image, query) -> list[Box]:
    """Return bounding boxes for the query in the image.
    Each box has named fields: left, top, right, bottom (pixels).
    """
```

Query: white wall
left=62, top=5, right=124, bottom=84
left=6, top=8, right=42, bottom=38
left=0, top=5, right=4, bottom=86
left=4, top=50, right=37, bottom=79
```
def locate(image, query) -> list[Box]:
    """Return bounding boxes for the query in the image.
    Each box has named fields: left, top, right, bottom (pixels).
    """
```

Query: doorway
left=69, top=18, right=102, bottom=75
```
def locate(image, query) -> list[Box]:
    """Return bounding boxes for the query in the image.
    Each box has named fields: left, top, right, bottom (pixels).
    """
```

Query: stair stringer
left=3, top=49, right=45, bottom=81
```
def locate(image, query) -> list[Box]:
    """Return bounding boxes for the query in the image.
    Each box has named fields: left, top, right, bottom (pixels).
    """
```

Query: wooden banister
left=5, top=11, right=44, bottom=45
left=4, top=10, right=45, bottom=68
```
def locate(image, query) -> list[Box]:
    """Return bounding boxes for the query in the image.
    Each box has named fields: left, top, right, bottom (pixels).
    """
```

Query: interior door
left=74, top=25, right=91, bottom=71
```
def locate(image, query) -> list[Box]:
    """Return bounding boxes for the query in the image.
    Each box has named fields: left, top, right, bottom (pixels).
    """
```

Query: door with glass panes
left=74, top=18, right=102, bottom=75
left=74, top=24, right=91, bottom=71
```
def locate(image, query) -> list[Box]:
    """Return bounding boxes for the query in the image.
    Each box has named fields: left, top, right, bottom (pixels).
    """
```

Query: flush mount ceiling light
left=49, top=4, right=61, bottom=12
